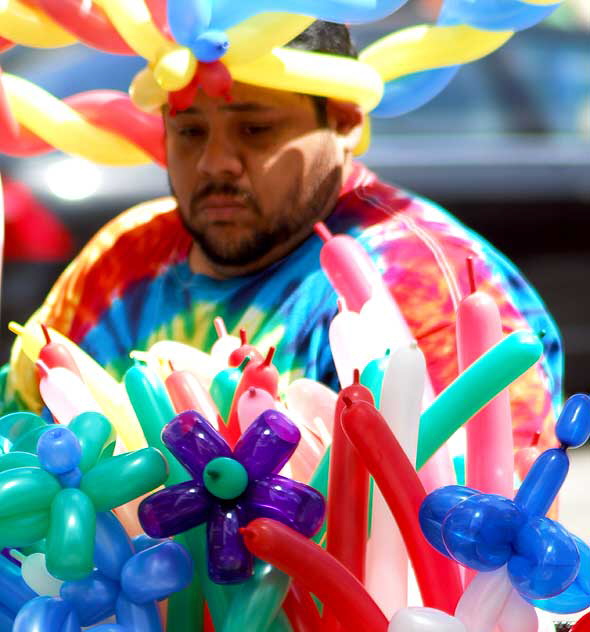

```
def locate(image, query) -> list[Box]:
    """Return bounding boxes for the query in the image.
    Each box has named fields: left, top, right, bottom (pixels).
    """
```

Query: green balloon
left=124, top=363, right=186, bottom=485
left=0, top=451, right=40, bottom=471
left=46, top=488, right=96, bottom=581
left=0, top=511, right=49, bottom=548
left=209, top=367, right=242, bottom=424
left=416, top=330, right=543, bottom=469
left=203, top=457, right=248, bottom=500
left=0, top=412, right=45, bottom=444
left=69, top=411, right=115, bottom=472
left=80, top=448, right=168, bottom=512
left=360, top=353, right=389, bottom=408
left=0, top=467, right=60, bottom=518
left=222, top=562, right=291, bottom=632
left=11, top=425, right=53, bottom=454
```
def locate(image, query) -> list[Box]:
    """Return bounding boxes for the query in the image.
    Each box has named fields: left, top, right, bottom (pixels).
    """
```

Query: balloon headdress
left=0, top=0, right=562, bottom=167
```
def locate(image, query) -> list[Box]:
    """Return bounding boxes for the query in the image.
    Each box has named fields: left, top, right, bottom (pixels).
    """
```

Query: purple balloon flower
left=138, top=409, right=325, bottom=584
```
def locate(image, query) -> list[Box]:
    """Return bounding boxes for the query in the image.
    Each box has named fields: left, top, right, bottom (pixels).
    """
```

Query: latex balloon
left=417, top=330, right=544, bottom=469
left=341, top=400, right=462, bottom=613
left=554, top=394, right=590, bottom=448
left=165, top=366, right=220, bottom=427
left=139, top=409, right=323, bottom=583
left=456, top=280, right=514, bottom=498
left=236, top=387, right=276, bottom=432
left=242, top=518, right=388, bottom=632
left=389, top=607, right=466, bottom=631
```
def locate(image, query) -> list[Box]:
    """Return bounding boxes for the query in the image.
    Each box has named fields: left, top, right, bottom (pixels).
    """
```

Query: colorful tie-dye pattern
left=5, top=163, right=561, bottom=452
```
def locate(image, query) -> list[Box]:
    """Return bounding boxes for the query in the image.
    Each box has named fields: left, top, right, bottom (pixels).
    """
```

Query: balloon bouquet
left=1, top=0, right=583, bottom=631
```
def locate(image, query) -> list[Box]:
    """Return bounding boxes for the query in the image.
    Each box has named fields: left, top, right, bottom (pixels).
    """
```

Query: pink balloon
left=237, top=387, right=276, bottom=432
left=165, top=367, right=220, bottom=428
left=457, top=283, right=513, bottom=498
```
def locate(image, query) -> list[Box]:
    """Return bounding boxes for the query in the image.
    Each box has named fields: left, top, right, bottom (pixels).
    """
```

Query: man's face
left=164, top=82, right=348, bottom=275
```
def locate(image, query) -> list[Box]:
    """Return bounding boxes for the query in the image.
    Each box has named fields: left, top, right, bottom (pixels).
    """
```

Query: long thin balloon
left=341, top=399, right=462, bottom=614
left=417, top=330, right=543, bottom=469
left=241, top=518, right=388, bottom=632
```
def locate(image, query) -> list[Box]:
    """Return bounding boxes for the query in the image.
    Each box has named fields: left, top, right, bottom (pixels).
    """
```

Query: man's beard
left=170, top=163, right=341, bottom=269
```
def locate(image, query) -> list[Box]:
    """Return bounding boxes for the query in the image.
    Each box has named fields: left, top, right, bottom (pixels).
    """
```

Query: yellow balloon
left=9, top=321, right=147, bottom=451
left=353, top=116, right=371, bottom=157
left=232, top=48, right=383, bottom=113
left=93, top=0, right=195, bottom=91
left=224, top=13, right=315, bottom=66
left=129, top=66, right=168, bottom=112
left=360, top=23, right=512, bottom=82
left=0, top=0, right=77, bottom=48
left=2, top=73, right=152, bottom=165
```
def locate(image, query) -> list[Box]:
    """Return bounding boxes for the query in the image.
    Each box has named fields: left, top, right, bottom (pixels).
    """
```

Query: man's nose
left=196, top=131, right=244, bottom=179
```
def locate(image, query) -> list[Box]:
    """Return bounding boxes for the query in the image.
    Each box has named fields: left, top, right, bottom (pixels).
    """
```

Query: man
left=4, top=22, right=561, bottom=454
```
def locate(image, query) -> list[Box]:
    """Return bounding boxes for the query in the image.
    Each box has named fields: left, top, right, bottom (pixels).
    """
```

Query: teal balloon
left=210, top=367, right=242, bottom=424
left=417, top=330, right=543, bottom=469
left=69, top=412, right=115, bottom=472
left=360, top=353, right=389, bottom=408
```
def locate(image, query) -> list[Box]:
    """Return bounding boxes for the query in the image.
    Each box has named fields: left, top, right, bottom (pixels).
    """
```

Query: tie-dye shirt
left=5, top=163, right=561, bottom=451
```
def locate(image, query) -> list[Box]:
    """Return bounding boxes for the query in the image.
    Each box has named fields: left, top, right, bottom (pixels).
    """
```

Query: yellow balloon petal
left=232, top=48, right=383, bottom=113
left=2, top=73, right=152, bottom=165
left=353, top=116, right=371, bottom=157
left=225, top=13, right=315, bottom=66
left=93, top=0, right=195, bottom=91
left=360, top=24, right=513, bottom=82
left=129, top=67, right=168, bottom=112
left=0, top=0, right=77, bottom=48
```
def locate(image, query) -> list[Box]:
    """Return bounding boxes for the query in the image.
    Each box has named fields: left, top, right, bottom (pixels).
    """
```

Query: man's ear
left=326, top=99, right=364, bottom=152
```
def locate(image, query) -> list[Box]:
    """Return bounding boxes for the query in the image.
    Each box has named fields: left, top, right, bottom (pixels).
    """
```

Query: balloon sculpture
left=0, top=0, right=564, bottom=164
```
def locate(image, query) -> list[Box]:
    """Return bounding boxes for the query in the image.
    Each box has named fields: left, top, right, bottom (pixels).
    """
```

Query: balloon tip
left=537, top=329, right=547, bottom=340
left=466, top=256, right=477, bottom=295
left=313, top=222, right=333, bottom=243
left=239, top=328, right=248, bottom=345
left=214, top=317, right=227, bottom=339
left=248, top=386, right=256, bottom=397
left=353, top=368, right=360, bottom=384
left=262, top=347, right=275, bottom=367
left=7, top=321, right=24, bottom=336
left=40, top=323, right=51, bottom=344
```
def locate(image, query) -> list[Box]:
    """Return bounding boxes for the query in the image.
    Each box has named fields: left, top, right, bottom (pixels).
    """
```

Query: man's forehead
left=177, top=82, right=312, bottom=115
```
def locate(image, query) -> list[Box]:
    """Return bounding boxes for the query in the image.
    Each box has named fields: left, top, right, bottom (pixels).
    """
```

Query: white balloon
left=21, top=553, right=63, bottom=597
left=498, top=589, right=538, bottom=632
left=210, top=334, right=241, bottom=368
left=389, top=607, right=466, bottom=631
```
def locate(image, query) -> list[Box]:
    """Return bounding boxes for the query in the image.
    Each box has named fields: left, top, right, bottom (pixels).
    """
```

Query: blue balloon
left=531, top=535, right=590, bottom=613
left=190, top=30, right=230, bottom=63
left=0, top=555, right=36, bottom=613
left=509, top=516, right=580, bottom=600
left=115, top=595, right=161, bottom=632
left=514, top=448, right=569, bottom=517
left=131, top=535, right=165, bottom=553
left=438, top=0, right=558, bottom=31
left=442, top=494, right=524, bottom=571
left=555, top=394, right=590, bottom=448
left=418, top=484, right=478, bottom=556
left=60, top=571, right=118, bottom=626
left=36, top=426, right=81, bottom=475
left=208, top=0, right=409, bottom=31
left=371, top=67, right=459, bottom=118
left=0, top=603, right=14, bottom=632
left=120, top=541, right=194, bottom=604
left=13, top=597, right=80, bottom=632
left=94, top=513, right=133, bottom=581
left=168, top=0, right=212, bottom=45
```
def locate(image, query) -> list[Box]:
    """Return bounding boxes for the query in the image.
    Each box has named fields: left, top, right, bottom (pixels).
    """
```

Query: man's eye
left=179, top=127, right=205, bottom=137
left=242, top=124, right=272, bottom=136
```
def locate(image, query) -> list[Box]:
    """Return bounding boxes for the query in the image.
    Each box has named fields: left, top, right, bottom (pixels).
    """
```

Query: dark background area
left=1, top=3, right=588, bottom=393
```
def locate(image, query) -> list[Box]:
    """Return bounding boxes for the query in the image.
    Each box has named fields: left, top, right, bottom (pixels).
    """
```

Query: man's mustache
left=191, top=183, right=256, bottom=209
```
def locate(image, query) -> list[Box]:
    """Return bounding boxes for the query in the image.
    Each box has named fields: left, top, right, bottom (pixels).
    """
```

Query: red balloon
left=283, top=582, right=322, bottom=632
left=241, top=518, right=388, bottom=632
left=0, top=37, right=14, bottom=53
left=0, top=89, right=165, bottom=166
left=228, top=328, right=263, bottom=367
left=225, top=347, right=279, bottom=447
left=38, top=324, right=82, bottom=380
left=340, top=399, right=462, bottom=614
left=32, top=0, right=135, bottom=54
left=573, top=613, right=590, bottom=631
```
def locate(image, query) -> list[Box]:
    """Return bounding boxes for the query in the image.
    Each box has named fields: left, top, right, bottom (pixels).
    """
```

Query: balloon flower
left=138, top=409, right=325, bottom=583
left=13, top=511, right=193, bottom=631
left=0, top=414, right=168, bottom=581
left=420, top=394, right=590, bottom=601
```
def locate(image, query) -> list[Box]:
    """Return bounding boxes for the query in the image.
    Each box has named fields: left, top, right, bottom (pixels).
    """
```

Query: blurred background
left=0, top=0, right=589, bottom=394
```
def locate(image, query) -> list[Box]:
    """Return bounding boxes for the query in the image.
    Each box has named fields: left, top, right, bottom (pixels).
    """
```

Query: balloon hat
left=0, top=0, right=562, bottom=166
